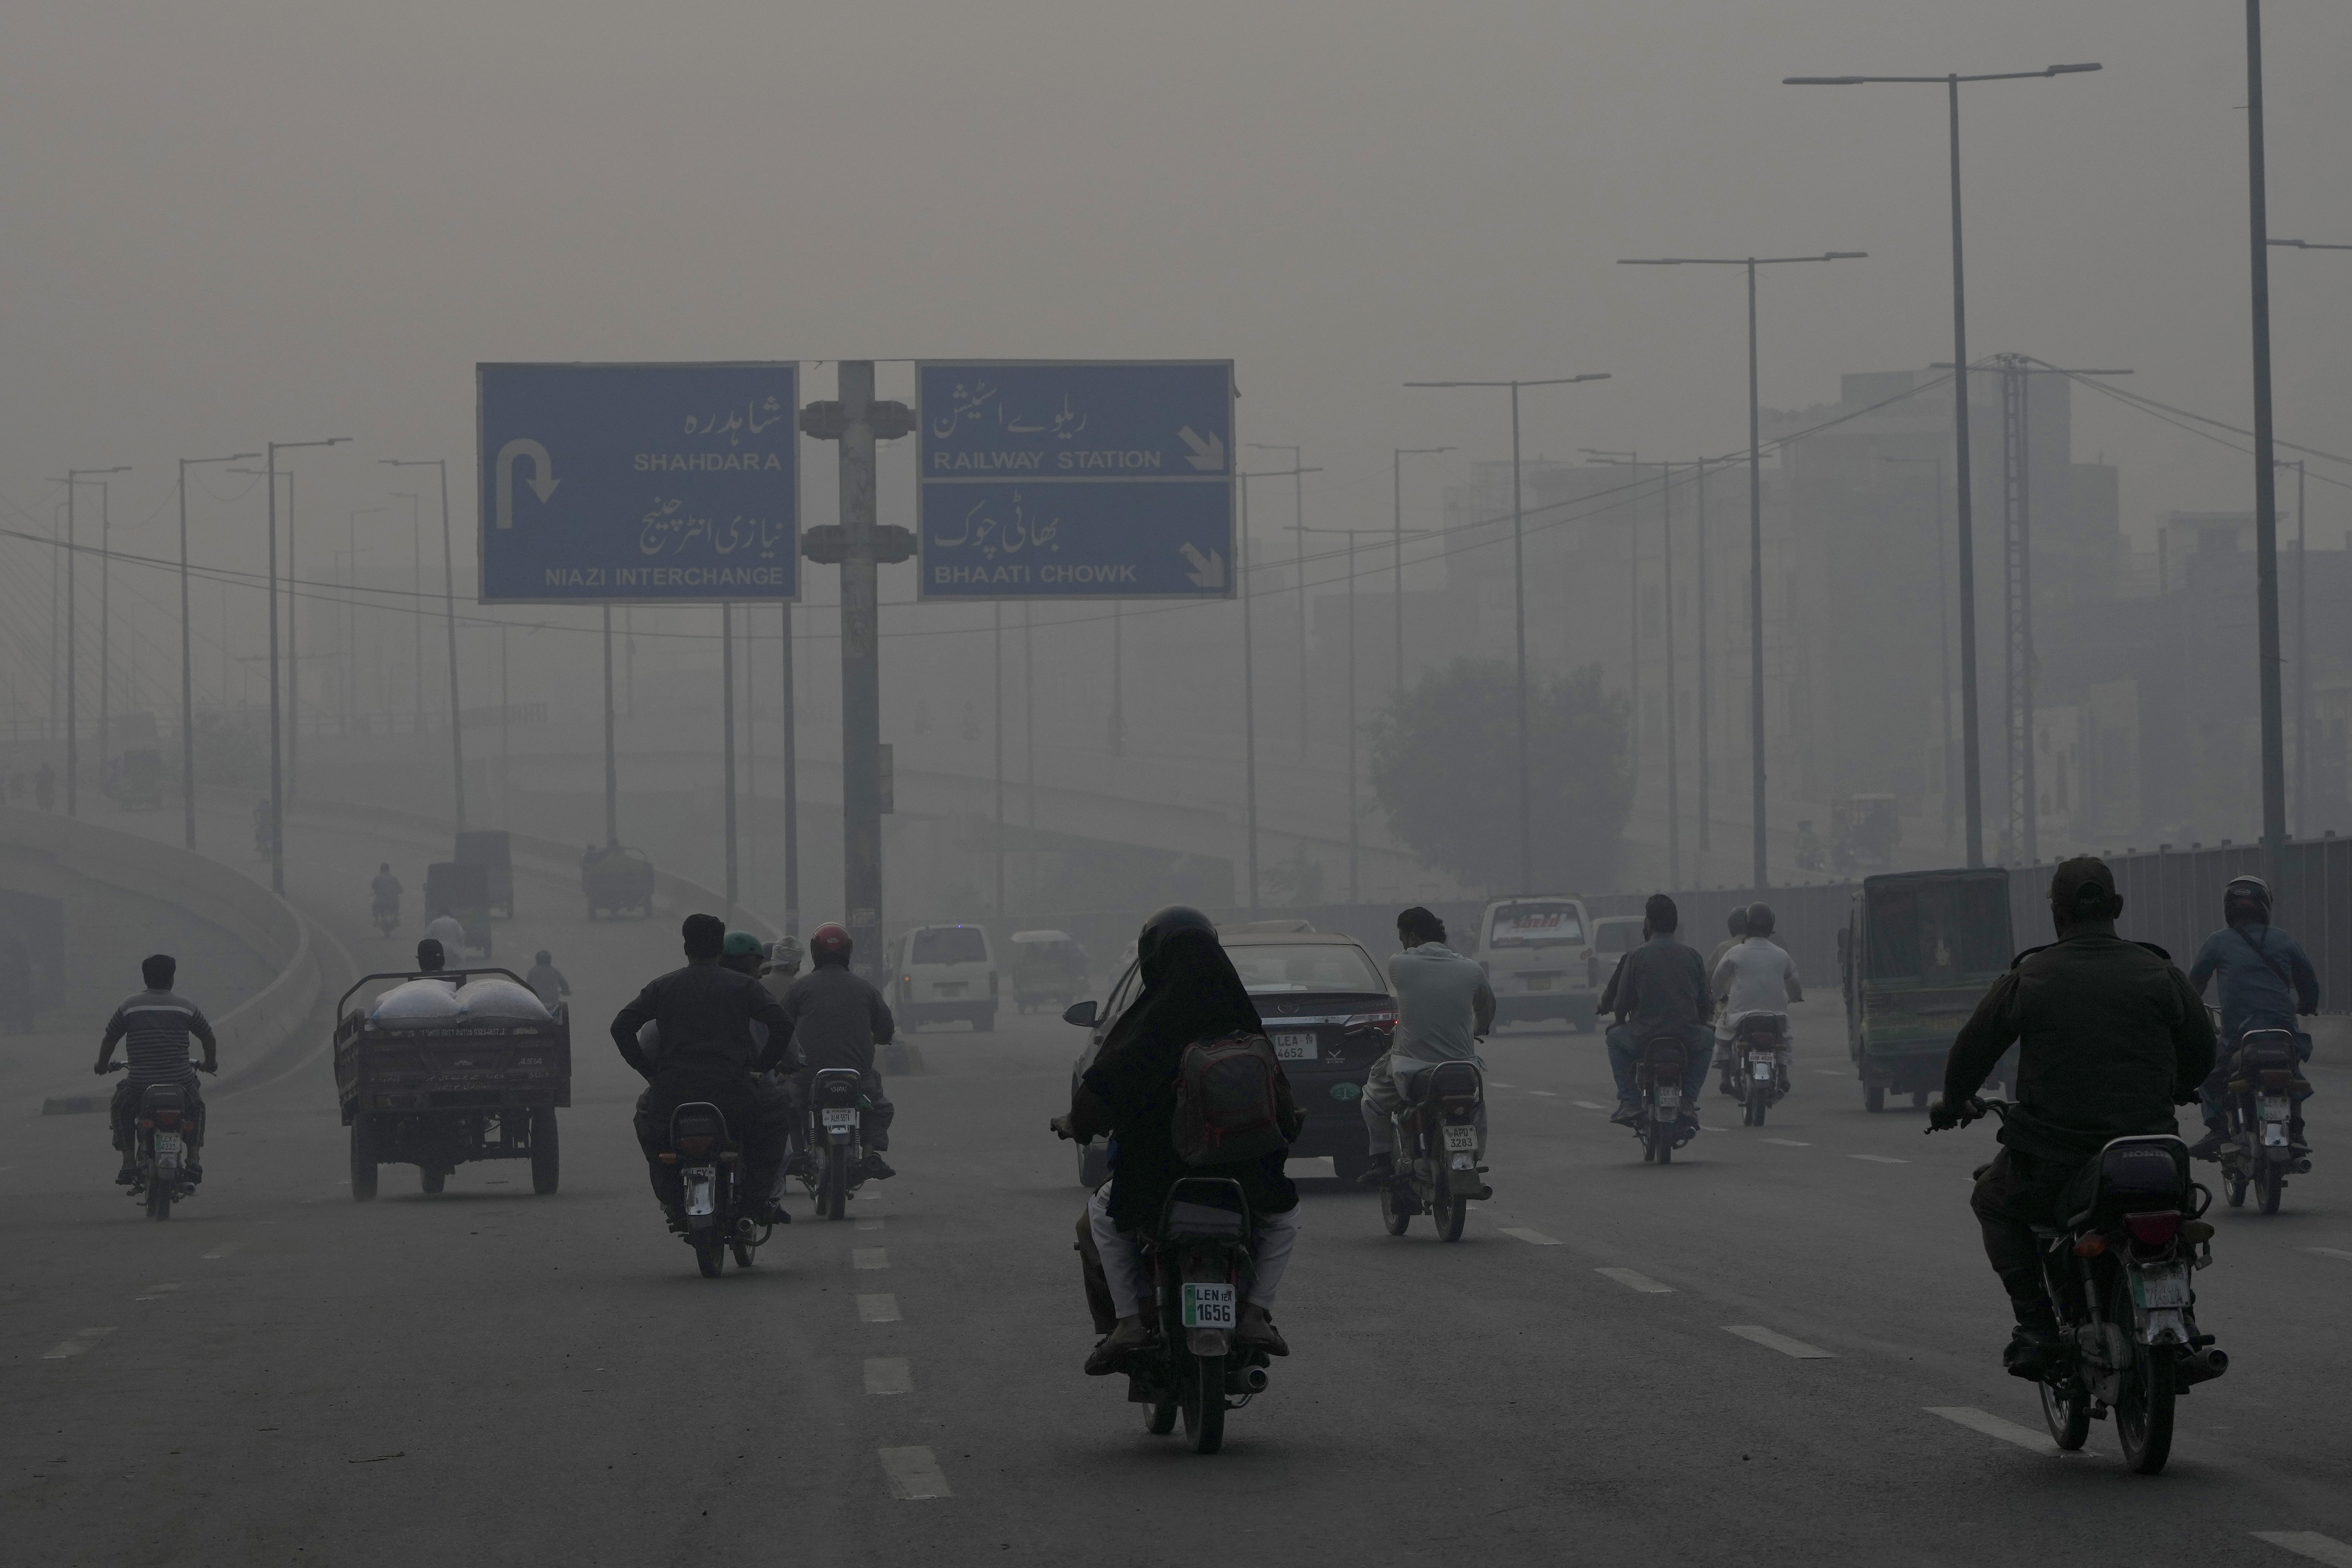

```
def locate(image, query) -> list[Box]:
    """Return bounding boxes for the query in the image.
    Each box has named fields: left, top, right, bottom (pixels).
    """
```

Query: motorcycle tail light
left=677, top=1135, right=716, bottom=1157
left=2122, top=1211, right=2182, bottom=1247
left=657, top=1152, right=679, bottom=1165
left=2071, top=1234, right=2107, bottom=1258
left=153, top=1109, right=182, bottom=1128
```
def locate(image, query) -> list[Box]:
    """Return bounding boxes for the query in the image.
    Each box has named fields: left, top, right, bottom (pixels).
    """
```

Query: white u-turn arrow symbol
left=495, top=438, right=559, bottom=529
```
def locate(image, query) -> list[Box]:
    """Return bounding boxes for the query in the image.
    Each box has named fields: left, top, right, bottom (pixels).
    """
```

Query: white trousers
left=1088, top=1181, right=1301, bottom=1316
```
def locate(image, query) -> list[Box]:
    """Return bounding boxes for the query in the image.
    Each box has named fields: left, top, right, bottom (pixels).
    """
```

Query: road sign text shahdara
left=916, top=360, right=1234, bottom=601
left=477, top=362, right=800, bottom=604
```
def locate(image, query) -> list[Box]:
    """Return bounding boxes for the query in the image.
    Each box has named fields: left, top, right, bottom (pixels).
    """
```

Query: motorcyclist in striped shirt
left=95, top=955, right=218, bottom=1185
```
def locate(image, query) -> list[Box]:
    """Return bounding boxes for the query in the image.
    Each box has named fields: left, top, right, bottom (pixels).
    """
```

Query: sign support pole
left=781, top=602, right=799, bottom=934
left=837, top=363, right=885, bottom=981
left=601, top=606, right=618, bottom=848
left=722, top=601, right=737, bottom=917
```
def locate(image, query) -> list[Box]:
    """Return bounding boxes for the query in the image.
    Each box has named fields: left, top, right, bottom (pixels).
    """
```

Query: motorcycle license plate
left=153, top=1133, right=184, bottom=1157
left=1442, top=1124, right=1478, bottom=1152
left=2131, top=1265, right=2191, bottom=1310
left=685, top=1171, right=716, bottom=1217
left=1181, top=1282, right=1236, bottom=1329
left=1272, top=1032, right=1317, bottom=1060
left=822, top=1108, right=857, bottom=1130
left=1525, top=977, right=1553, bottom=992
left=1656, top=1088, right=1680, bottom=1110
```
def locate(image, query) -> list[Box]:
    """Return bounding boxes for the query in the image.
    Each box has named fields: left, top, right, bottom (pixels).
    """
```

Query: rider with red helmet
left=781, top=923, right=898, bottom=1180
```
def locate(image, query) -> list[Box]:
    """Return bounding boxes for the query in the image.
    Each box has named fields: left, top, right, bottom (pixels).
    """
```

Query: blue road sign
left=477, top=362, right=799, bottom=604
left=916, top=361, right=1232, bottom=600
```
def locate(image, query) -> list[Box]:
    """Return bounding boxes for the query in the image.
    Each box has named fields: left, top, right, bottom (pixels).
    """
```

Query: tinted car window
left=1488, top=902, right=1585, bottom=948
left=1227, top=943, right=1384, bottom=994
left=911, top=927, right=989, bottom=965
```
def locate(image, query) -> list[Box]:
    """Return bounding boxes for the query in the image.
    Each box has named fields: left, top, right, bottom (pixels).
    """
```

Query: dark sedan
left=1063, top=930, right=1397, bottom=1186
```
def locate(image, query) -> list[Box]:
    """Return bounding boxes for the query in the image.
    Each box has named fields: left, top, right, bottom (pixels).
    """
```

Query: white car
left=891, top=924, right=998, bottom=1032
left=1473, top=896, right=1599, bottom=1031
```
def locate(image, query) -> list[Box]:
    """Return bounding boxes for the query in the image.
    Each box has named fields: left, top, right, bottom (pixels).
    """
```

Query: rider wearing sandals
left=1930, top=857, right=2215, bottom=1379
left=2185, top=876, right=2319, bottom=1160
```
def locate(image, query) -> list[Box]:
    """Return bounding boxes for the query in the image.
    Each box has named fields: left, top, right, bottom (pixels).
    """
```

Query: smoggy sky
left=3, top=0, right=2348, bottom=582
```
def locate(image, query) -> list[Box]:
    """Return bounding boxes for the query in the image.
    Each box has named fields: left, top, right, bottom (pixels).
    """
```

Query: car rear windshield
left=911, top=927, right=989, bottom=965
left=1488, top=903, right=1584, bottom=948
left=1591, top=920, right=1639, bottom=955
left=1865, top=878, right=2010, bottom=981
left=1227, top=943, right=1385, bottom=995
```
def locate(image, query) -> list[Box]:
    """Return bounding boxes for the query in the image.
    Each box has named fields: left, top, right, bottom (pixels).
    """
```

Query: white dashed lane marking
left=1499, top=1227, right=1561, bottom=1245
left=857, top=1294, right=901, bottom=1323
left=1760, top=1138, right=1811, bottom=1147
left=1812, top=1069, right=1845, bottom=1077
left=1488, top=1081, right=1515, bottom=1089
left=1850, top=1154, right=1908, bottom=1165
left=1526, top=1089, right=1559, bottom=1098
left=1572, top=1100, right=1608, bottom=1111
left=2256, top=1532, right=2352, bottom=1567
left=42, top=1327, right=116, bottom=1360
left=136, top=1282, right=182, bottom=1302
left=1596, top=1267, right=1673, bottom=1294
left=2305, top=1248, right=2352, bottom=1263
left=856, top=1217, right=885, bottom=1232
left=1924, top=1406, right=2065, bottom=1454
left=201, top=1242, right=244, bottom=1260
left=1723, top=1325, right=1832, bottom=1359
left=864, top=1357, right=913, bottom=1395
left=877, top=1446, right=952, bottom=1499
left=852, top=1248, right=888, bottom=1270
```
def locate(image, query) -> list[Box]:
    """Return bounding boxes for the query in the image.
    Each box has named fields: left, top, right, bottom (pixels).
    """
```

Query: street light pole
left=1785, top=60, right=2100, bottom=869
left=179, top=452, right=258, bottom=848
left=258, top=438, right=348, bottom=894
left=1247, top=443, right=1308, bottom=764
left=1881, top=455, right=1955, bottom=848
left=1296, top=522, right=1395, bottom=904
left=1619, top=251, right=1863, bottom=890
left=1391, top=445, right=1453, bottom=709
left=1238, top=465, right=1319, bottom=912
left=1406, top=375, right=1612, bottom=890
left=384, top=458, right=466, bottom=829
left=2241, top=0, right=2287, bottom=870
left=55, top=466, right=130, bottom=817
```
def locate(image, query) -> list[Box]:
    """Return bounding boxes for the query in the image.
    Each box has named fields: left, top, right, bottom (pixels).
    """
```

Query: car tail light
left=677, top=1135, right=716, bottom=1157
left=2122, top=1211, right=2182, bottom=1247
left=1342, top=1010, right=1398, bottom=1035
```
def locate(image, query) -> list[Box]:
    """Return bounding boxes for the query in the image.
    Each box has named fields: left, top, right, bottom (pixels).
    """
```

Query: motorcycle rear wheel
left=2257, top=1161, right=2286, bottom=1215
left=1434, top=1173, right=1467, bottom=1243
left=145, top=1170, right=173, bottom=1221
left=2038, top=1371, right=2091, bottom=1451
left=694, top=1235, right=725, bottom=1278
left=1743, top=1089, right=1766, bottom=1128
left=1181, top=1353, right=1226, bottom=1454
left=2225, top=1168, right=2248, bottom=1208
left=823, top=1143, right=849, bottom=1220
left=349, top=1118, right=379, bottom=1202
left=2116, top=1344, right=2178, bottom=1474
left=1143, top=1392, right=1178, bottom=1435
left=1381, top=1180, right=1412, bottom=1236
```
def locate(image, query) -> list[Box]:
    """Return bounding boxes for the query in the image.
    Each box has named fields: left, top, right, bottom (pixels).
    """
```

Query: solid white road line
left=41, top=1327, right=116, bottom=1360
left=1760, top=1138, right=1811, bottom=1147
left=1722, top=1325, right=1833, bottom=1359
left=864, top=1357, right=914, bottom=1395
left=1573, top=1100, right=1608, bottom=1111
left=1850, top=1154, right=1908, bottom=1164
left=2305, top=1248, right=2352, bottom=1263
left=877, top=1446, right=952, bottom=1499
left=201, top=1242, right=245, bottom=1260
left=1924, top=1406, right=2063, bottom=1454
left=857, top=1294, right=902, bottom=1323
left=1499, top=1227, right=1561, bottom=1246
left=2255, top=1532, right=2352, bottom=1567
left=852, top=1248, right=888, bottom=1270
left=1596, top=1267, right=1673, bottom=1294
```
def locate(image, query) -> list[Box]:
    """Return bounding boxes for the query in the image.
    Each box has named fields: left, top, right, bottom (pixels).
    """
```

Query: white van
left=1473, top=896, right=1599, bottom=1031
left=892, top=924, right=998, bottom=1032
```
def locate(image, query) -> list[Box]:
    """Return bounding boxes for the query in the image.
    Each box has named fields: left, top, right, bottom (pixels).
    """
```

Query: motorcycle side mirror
left=1062, top=998, right=1099, bottom=1028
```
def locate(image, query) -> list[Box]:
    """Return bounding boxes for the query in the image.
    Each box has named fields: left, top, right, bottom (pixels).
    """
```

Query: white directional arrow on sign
left=1177, top=426, right=1225, bottom=472
left=1179, top=543, right=1226, bottom=589
left=495, top=438, right=560, bottom=529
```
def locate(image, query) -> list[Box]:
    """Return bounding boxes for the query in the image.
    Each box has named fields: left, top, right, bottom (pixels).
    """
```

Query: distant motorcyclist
left=2185, top=875, right=2319, bottom=1159
left=760, top=934, right=804, bottom=1007
left=1931, top=857, right=2215, bottom=1379
left=370, top=863, right=402, bottom=926
left=423, top=907, right=466, bottom=958
left=525, top=949, right=571, bottom=1011
left=780, top=923, right=898, bottom=1181
left=1706, top=905, right=1750, bottom=983
left=1357, top=906, right=1494, bottom=1192
left=94, top=955, right=218, bottom=1186
left=611, top=913, right=794, bottom=1226
left=1604, top=895, right=1714, bottom=1128
left=1712, top=902, right=1802, bottom=1094
left=1054, top=906, right=1303, bottom=1370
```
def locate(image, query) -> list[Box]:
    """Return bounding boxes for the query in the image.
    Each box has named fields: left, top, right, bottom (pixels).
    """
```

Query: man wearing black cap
left=1932, top=856, right=2215, bottom=1378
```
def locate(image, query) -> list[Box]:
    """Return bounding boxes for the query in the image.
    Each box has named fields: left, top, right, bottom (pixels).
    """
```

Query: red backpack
left=1171, top=1032, right=1291, bottom=1166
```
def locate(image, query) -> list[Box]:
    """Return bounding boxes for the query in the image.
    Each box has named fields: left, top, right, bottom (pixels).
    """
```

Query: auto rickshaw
left=583, top=845, right=656, bottom=920
left=423, top=861, right=494, bottom=958
left=1008, top=929, right=1089, bottom=1013
left=115, top=748, right=164, bottom=811
left=455, top=829, right=514, bottom=918
left=1831, top=794, right=1900, bottom=874
left=1840, top=868, right=2013, bottom=1112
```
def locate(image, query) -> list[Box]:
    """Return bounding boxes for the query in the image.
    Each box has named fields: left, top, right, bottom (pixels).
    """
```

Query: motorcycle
left=1379, top=1058, right=1489, bottom=1242
left=1632, top=1033, right=1700, bottom=1163
left=801, top=1067, right=869, bottom=1221
left=1725, top=1012, right=1789, bottom=1128
left=372, top=898, right=400, bottom=938
left=1938, top=1100, right=2227, bottom=1475
left=130, top=1081, right=200, bottom=1220
left=2216, top=1027, right=2310, bottom=1214
left=660, top=1101, right=770, bottom=1278
left=1125, top=1176, right=1273, bottom=1455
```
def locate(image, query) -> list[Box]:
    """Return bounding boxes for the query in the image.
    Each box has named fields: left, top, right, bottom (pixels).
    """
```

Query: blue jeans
left=1605, top=1024, right=1714, bottom=1107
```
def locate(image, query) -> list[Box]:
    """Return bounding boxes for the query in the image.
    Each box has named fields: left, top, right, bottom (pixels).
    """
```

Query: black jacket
left=782, top=965, right=894, bottom=1075
left=610, top=961, right=791, bottom=1084
left=1943, top=931, right=2216, bottom=1163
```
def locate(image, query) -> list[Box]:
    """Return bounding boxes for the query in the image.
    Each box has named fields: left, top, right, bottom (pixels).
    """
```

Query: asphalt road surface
left=9, top=816, right=2352, bottom=1566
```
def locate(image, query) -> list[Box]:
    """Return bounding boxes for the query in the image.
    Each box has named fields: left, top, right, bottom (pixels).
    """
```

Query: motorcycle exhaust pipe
left=2178, top=1346, right=2229, bottom=1387
left=1227, top=1365, right=1270, bottom=1395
